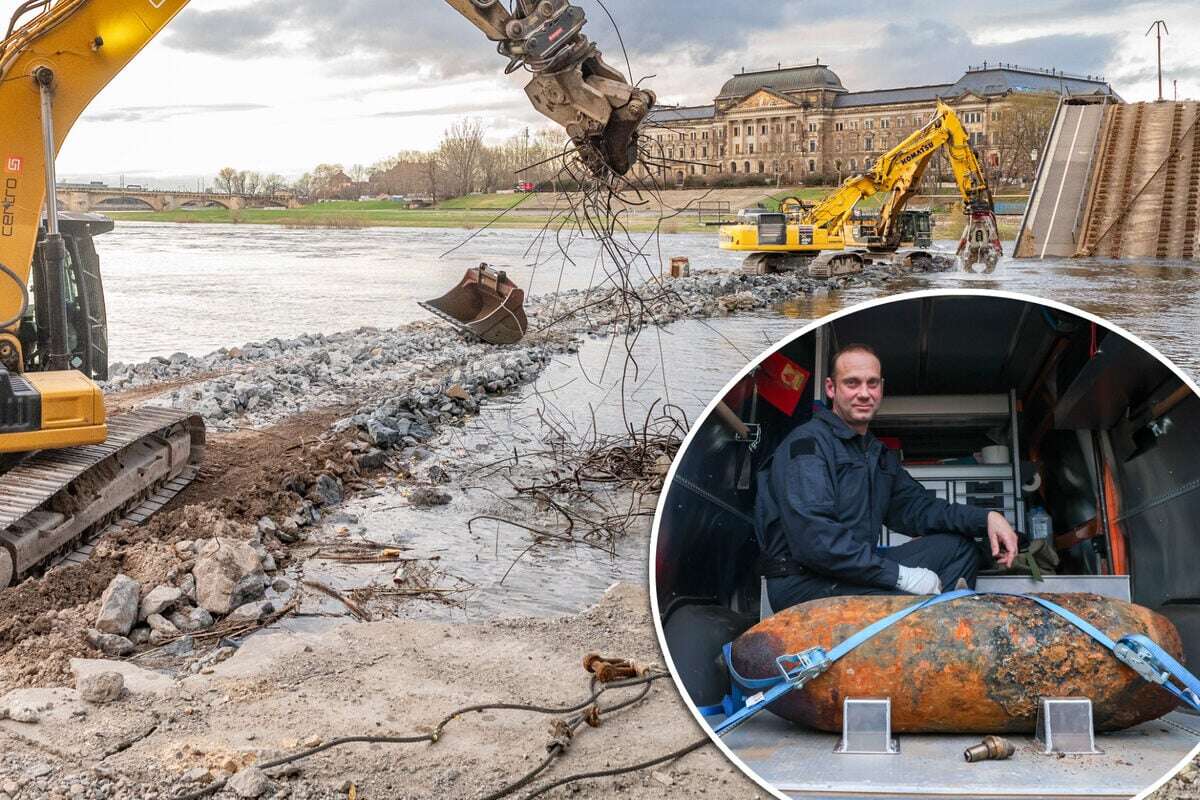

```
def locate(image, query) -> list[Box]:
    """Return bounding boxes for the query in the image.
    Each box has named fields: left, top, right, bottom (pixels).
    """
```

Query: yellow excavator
left=719, top=100, right=1003, bottom=276
left=0, top=0, right=653, bottom=587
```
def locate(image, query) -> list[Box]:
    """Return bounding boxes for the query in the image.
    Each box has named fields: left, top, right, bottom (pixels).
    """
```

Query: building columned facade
left=643, top=61, right=1116, bottom=185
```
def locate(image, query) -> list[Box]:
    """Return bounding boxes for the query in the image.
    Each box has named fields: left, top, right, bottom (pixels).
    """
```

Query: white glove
left=896, top=565, right=942, bottom=595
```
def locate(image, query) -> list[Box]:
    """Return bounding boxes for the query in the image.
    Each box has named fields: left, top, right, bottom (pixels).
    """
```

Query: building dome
left=717, top=63, right=846, bottom=99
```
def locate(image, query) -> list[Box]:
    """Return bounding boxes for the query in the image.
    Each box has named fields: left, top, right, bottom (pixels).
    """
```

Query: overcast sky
left=33, top=0, right=1199, bottom=188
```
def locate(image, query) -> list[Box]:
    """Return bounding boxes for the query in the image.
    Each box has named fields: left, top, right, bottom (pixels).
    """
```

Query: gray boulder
left=138, top=586, right=184, bottom=621
left=77, top=671, right=124, bottom=704
left=227, top=767, right=272, bottom=798
left=85, top=629, right=135, bottom=657
left=193, top=538, right=266, bottom=615
left=96, top=575, right=140, bottom=636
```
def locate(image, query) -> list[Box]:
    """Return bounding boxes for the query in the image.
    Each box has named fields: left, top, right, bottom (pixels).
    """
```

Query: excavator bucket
left=957, top=205, right=1004, bottom=273
left=419, top=264, right=528, bottom=345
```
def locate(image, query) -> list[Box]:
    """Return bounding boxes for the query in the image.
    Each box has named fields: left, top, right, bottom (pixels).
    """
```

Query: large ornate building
left=643, top=62, right=1116, bottom=185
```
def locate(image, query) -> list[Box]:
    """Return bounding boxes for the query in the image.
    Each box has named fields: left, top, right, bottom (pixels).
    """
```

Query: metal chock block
left=1035, top=697, right=1101, bottom=755
left=834, top=697, right=899, bottom=754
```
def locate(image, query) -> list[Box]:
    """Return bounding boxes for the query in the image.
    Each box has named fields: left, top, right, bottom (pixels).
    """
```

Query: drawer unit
left=882, top=464, right=1017, bottom=546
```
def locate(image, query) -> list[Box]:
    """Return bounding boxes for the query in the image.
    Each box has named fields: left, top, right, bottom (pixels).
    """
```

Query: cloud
left=839, top=21, right=1120, bottom=91
left=368, top=99, right=524, bottom=119
left=85, top=103, right=271, bottom=123
left=160, top=9, right=279, bottom=56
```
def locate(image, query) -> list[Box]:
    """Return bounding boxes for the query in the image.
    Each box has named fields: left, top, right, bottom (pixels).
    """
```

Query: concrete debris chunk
left=225, top=600, right=275, bottom=626
left=96, top=574, right=140, bottom=636
left=139, top=585, right=184, bottom=621
left=227, top=766, right=272, bottom=798
left=308, top=474, right=342, bottom=506
left=85, top=629, right=135, bottom=657
left=193, top=538, right=268, bottom=615
left=76, top=671, right=124, bottom=704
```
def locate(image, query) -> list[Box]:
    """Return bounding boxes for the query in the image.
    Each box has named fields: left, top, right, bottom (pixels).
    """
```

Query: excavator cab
left=420, top=264, right=529, bottom=345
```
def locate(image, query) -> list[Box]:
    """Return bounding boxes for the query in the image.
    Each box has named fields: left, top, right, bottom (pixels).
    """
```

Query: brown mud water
left=731, top=592, right=1183, bottom=733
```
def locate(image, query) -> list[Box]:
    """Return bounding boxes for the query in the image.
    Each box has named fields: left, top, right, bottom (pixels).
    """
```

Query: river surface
left=99, top=222, right=1200, bottom=379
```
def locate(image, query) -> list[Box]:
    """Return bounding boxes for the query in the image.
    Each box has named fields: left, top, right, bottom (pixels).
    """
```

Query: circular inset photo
left=651, top=290, right=1200, bottom=799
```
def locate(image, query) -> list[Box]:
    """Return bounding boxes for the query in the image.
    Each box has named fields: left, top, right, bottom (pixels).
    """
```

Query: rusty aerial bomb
left=730, top=593, right=1184, bottom=734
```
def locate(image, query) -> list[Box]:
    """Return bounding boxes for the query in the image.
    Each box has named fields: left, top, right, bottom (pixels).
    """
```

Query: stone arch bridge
left=57, top=187, right=301, bottom=212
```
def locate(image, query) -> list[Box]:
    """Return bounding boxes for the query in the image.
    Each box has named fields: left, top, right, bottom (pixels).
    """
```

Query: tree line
left=213, top=118, right=568, bottom=202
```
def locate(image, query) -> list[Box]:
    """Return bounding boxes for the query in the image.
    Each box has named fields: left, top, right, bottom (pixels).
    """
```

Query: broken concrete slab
left=70, top=659, right=175, bottom=696
left=96, top=574, right=140, bottom=636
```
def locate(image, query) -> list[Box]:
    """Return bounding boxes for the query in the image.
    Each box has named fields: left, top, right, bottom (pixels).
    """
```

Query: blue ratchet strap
left=1001, top=592, right=1200, bottom=713
left=710, top=588, right=976, bottom=736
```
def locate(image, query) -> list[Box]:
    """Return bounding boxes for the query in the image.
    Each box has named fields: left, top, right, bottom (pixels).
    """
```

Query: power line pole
left=1146, top=20, right=1168, bottom=102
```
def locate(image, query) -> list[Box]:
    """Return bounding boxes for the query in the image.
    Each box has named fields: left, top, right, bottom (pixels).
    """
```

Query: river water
left=99, top=221, right=1200, bottom=379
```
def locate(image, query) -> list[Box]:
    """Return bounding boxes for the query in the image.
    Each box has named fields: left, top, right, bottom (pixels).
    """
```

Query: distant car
left=515, top=181, right=535, bottom=193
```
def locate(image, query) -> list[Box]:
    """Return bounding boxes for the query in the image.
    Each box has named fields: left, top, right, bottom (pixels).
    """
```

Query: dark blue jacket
left=755, top=405, right=990, bottom=590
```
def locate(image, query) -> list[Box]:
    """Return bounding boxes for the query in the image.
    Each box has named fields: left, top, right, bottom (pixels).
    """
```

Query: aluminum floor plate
left=724, top=710, right=1200, bottom=798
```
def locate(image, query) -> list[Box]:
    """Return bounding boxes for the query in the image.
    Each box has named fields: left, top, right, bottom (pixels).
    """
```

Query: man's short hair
left=829, top=343, right=880, bottom=379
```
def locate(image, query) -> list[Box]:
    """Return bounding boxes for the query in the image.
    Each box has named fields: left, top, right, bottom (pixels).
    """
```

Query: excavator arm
left=445, top=0, right=654, bottom=176
left=805, top=100, right=1002, bottom=269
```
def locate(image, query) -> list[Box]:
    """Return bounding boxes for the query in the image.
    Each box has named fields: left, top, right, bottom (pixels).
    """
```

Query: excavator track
left=0, top=407, right=205, bottom=588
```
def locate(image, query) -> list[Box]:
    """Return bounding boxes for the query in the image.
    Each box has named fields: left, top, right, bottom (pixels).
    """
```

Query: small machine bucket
left=419, top=263, right=528, bottom=345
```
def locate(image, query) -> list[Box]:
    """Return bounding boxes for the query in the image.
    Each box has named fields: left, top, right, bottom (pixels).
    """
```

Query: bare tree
left=243, top=171, right=262, bottom=196
left=990, top=95, right=1057, bottom=186
left=438, top=117, right=486, bottom=198
left=261, top=173, right=286, bottom=195
left=215, top=167, right=238, bottom=195
left=292, top=173, right=313, bottom=200
left=309, top=163, right=346, bottom=199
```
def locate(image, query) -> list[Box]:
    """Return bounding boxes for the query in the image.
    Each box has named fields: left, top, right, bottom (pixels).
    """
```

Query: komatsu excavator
left=0, top=0, right=653, bottom=588
left=719, top=101, right=1003, bottom=276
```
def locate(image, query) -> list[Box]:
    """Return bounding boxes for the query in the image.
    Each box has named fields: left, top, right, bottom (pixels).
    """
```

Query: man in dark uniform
left=755, top=343, right=1019, bottom=611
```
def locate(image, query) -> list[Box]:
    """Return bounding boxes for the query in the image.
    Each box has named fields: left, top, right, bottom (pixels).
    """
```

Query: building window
left=969, top=131, right=985, bottom=146
left=758, top=161, right=765, bottom=173
left=744, top=161, right=751, bottom=173
left=690, top=147, right=696, bottom=158
left=850, top=120, right=858, bottom=130
left=963, top=111, right=983, bottom=124
left=808, top=122, right=818, bottom=132
left=835, top=122, right=844, bottom=131
left=702, top=146, right=708, bottom=158
left=719, top=145, right=725, bottom=156
left=808, top=159, right=816, bottom=173
left=749, top=144, right=755, bottom=154
left=864, top=157, right=874, bottom=168
left=864, top=135, right=873, bottom=151
left=744, top=125, right=752, bottom=136
left=991, top=110, right=1001, bottom=122
left=896, top=117, right=905, bottom=128
left=864, top=119, right=873, bottom=129
left=731, top=162, right=738, bottom=173
left=808, top=139, right=817, bottom=152
left=880, top=118, right=889, bottom=129
left=691, top=131, right=697, bottom=140
left=734, top=144, right=741, bottom=155
left=835, top=140, right=842, bottom=152
left=912, top=116, right=922, bottom=126
left=733, top=127, right=740, bottom=138
left=849, top=159, right=857, bottom=170
left=789, top=122, right=796, bottom=133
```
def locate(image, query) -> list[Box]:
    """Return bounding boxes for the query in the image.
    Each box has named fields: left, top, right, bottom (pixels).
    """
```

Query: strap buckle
left=776, top=646, right=831, bottom=686
left=1114, top=638, right=1170, bottom=685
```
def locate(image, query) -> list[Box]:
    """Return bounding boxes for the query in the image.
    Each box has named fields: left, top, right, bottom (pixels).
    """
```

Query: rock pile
left=85, top=531, right=285, bottom=659
left=105, top=265, right=941, bottom=433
